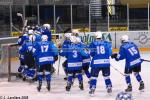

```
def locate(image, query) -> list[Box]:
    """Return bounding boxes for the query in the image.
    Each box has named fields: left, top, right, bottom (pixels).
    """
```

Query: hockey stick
left=17, top=13, right=28, bottom=34
left=142, top=59, right=150, bottom=62
left=57, top=28, right=71, bottom=75
left=11, top=23, right=22, bottom=32
left=56, top=17, right=71, bottom=75
left=110, top=64, right=125, bottom=76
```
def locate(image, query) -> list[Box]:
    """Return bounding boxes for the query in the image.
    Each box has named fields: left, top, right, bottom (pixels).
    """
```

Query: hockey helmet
left=28, top=30, right=34, bottom=35
left=121, top=35, right=129, bottom=42
left=70, top=36, right=77, bottom=43
left=29, top=35, right=36, bottom=42
left=76, top=37, right=81, bottom=43
left=41, top=35, right=48, bottom=41
left=72, top=29, right=79, bottom=36
left=95, top=31, right=102, bottom=39
left=43, top=24, right=51, bottom=30
left=64, top=33, right=72, bottom=38
left=116, top=92, right=133, bottom=100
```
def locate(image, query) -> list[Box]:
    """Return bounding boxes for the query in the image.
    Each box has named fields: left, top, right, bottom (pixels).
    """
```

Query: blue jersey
left=17, top=34, right=29, bottom=45
left=19, top=41, right=35, bottom=54
left=19, top=41, right=35, bottom=61
left=42, top=28, right=52, bottom=41
left=77, top=42, right=91, bottom=66
left=63, top=39, right=71, bottom=47
left=115, top=41, right=142, bottom=68
left=34, top=33, right=41, bottom=42
left=89, top=40, right=112, bottom=68
left=33, top=41, right=58, bottom=66
left=60, top=43, right=88, bottom=71
left=59, top=39, right=71, bottom=57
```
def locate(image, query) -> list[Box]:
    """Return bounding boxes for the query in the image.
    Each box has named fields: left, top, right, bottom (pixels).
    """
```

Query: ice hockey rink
left=0, top=52, right=150, bottom=100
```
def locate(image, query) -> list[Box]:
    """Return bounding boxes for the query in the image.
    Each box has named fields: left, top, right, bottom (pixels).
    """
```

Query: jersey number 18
left=97, top=46, right=105, bottom=54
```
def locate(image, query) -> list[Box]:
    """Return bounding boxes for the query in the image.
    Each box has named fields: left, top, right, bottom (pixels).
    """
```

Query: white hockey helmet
left=28, top=29, right=34, bottom=35
left=41, top=35, right=48, bottom=41
left=64, top=33, right=72, bottom=38
left=43, top=24, right=51, bottom=30
left=121, top=35, right=129, bottom=42
left=29, top=35, right=36, bottom=42
left=72, top=29, right=79, bottom=36
left=76, top=37, right=81, bottom=43
left=70, top=36, right=77, bottom=43
left=95, top=31, right=102, bottom=39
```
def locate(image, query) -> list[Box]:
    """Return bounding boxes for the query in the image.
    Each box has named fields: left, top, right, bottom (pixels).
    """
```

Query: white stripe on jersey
left=94, top=59, right=110, bottom=64
left=39, top=56, right=54, bottom=62
left=68, top=62, right=82, bottom=67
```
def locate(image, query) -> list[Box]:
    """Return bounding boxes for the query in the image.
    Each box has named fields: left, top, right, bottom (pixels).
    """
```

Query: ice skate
left=37, top=82, right=42, bottom=92
left=125, top=84, right=132, bottom=92
left=46, top=82, right=51, bottom=91
left=66, top=82, right=71, bottom=91
left=89, top=88, right=95, bottom=96
left=107, top=87, right=112, bottom=94
left=79, top=82, right=84, bottom=90
left=139, top=81, right=144, bottom=92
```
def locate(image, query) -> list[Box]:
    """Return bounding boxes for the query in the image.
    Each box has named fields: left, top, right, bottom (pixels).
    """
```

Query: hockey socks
left=104, top=76, right=112, bottom=93
left=125, top=75, right=131, bottom=85
left=89, top=77, right=97, bottom=89
left=27, top=69, right=36, bottom=79
left=134, top=73, right=142, bottom=83
left=77, top=73, right=84, bottom=90
left=45, top=71, right=51, bottom=82
left=85, top=71, right=91, bottom=79
left=67, top=74, right=73, bottom=84
left=37, top=72, right=43, bottom=81
left=104, top=76, right=112, bottom=88
left=89, top=78, right=97, bottom=95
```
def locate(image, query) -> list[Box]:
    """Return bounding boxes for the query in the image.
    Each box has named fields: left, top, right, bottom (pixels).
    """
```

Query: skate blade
left=139, top=89, right=144, bottom=92
left=89, top=93, right=94, bottom=97
left=107, top=92, right=112, bottom=96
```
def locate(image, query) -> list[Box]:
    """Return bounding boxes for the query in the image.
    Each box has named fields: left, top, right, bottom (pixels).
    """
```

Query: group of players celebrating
left=17, top=25, right=145, bottom=95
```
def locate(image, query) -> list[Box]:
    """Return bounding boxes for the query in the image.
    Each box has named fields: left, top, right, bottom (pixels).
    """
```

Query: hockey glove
left=111, top=53, right=118, bottom=59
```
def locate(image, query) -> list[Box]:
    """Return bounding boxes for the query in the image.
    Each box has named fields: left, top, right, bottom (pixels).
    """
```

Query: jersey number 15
left=128, top=47, right=138, bottom=56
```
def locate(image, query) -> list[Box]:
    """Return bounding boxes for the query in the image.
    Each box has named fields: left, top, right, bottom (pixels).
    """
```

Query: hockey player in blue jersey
left=42, top=24, right=52, bottom=41
left=60, top=33, right=72, bottom=80
left=17, top=29, right=33, bottom=78
left=19, top=35, right=36, bottom=81
left=33, top=35, right=58, bottom=92
left=111, top=35, right=144, bottom=92
left=76, top=37, right=91, bottom=80
left=60, top=36, right=88, bottom=91
left=89, top=31, right=112, bottom=95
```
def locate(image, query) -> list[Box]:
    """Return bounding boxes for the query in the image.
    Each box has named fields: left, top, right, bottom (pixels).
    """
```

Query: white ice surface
left=0, top=52, right=150, bottom=100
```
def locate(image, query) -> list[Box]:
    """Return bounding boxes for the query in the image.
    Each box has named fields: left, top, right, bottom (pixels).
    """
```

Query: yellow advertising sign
left=148, top=26, right=150, bottom=30
left=11, top=32, right=22, bottom=37
left=75, top=28, right=90, bottom=32
left=109, top=27, right=128, bottom=31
